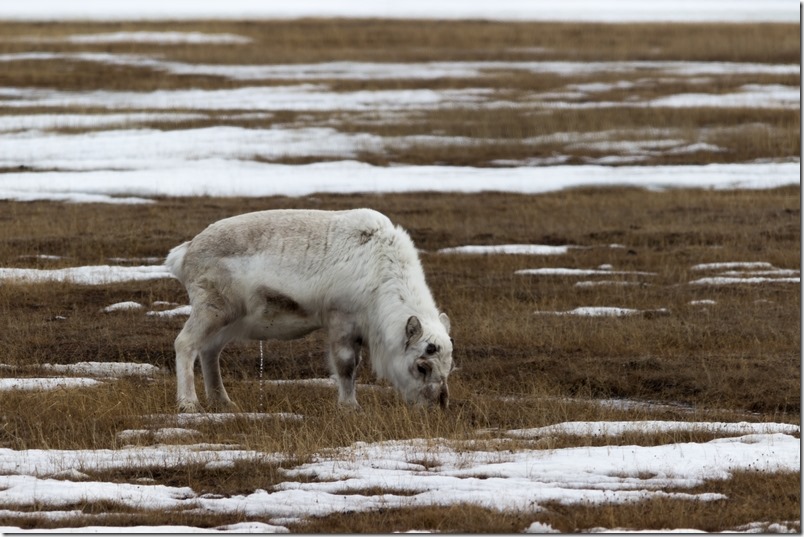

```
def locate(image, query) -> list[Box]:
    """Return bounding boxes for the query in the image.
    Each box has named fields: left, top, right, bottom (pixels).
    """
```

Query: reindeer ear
left=438, top=312, right=451, bottom=333
left=405, top=316, right=423, bottom=347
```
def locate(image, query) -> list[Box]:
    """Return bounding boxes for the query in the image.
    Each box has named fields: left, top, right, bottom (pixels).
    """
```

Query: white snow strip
left=717, top=269, right=800, bottom=277
left=264, top=378, right=338, bottom=387
left=0, top=161, right=798, bottom=201
left=689, top=277, right=800, bottom=286
left=0, top=265, right=172, bottom=284
left=18, top=254, right=63, bottom=260
left=0, top=190, right=153, bottom=204
left=102, top=301, right=144, bottom=312
left=650, top=84, right=800, bottom=110
left=0, top=474, right=196, bottom=510
left=0, top=85, right=492, bottom=112
left=56, top=31, right=251, bottom=45
left=437, top=244, right=575, bottom=255
left=506, top=420, right=800, bottom=438
left=575, top=281, right=647, bottom=288
left=146, top=305, right=192, bottom=317
left=533, top=307, right=668, bottom=317
left=0, top=0, right=795, bottom=22
left=0, top=377, right=103, bottom=391
left=40, top=361, right=161, bottom=377
left=729, top=522, right=801, bottom=534
left=691, top=262, right=776, bottom=271
left=0, top=444, right=278, bottom=477
left=689, top=299, right=717, bottom=306
left=0, top=522, right=288, bottom=534
left=516, top=268, right=656, bottom=276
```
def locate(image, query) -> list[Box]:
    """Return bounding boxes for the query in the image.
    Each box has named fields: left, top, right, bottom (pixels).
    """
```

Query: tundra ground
left=0, top=18, right=799, bottom=532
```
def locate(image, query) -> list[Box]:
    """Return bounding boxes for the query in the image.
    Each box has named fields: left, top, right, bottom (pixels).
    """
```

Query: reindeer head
left=397, top=313, right=453, bottom=409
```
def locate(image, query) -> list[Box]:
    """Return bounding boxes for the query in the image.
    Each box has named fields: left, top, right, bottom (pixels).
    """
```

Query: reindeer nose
left=438, top=382, right=449, bottom=409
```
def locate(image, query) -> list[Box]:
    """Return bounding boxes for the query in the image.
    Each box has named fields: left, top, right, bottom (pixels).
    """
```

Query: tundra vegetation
left=0, top=19, right=799, bottom=532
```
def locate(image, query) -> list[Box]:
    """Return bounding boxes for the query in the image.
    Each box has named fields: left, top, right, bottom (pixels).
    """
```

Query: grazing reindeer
left=165, top=208, right=453, bottom=412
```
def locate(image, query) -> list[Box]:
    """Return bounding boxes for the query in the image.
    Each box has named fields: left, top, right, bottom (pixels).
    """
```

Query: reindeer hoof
left=338, top=400, right=363, bottom=413
left=178, top=400, right=204, bottom=413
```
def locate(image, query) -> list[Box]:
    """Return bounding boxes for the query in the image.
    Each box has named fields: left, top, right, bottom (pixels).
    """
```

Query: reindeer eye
left=426, top=343, right=437, bottom=355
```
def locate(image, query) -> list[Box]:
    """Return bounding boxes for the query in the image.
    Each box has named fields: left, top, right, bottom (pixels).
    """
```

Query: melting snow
left=575, top=281, right=647, bottom=288
left=0, top=265, right=171, bottom=284
left=146, top=305, right=192, bottom=317
left=691, top=262, right=776, bottom=271
left=0, top=161, right=798, bottom=202
left=689, top=276, right=800, bottom=285
left=40, top=361, right=161, bottom=377
left=0, top=377, right=103, bottom=391
left=689, top=299, right=717, bottom=306
left=49, top=31, right=251, bottom=45
left=516, top=267, right=656, bottom=277
left=0, top=1, right=794, bottom=22
left=533, top=307, right=668, bottom=317
left=102, top=301, right=144, bottom=312
left=688, top=262, right=800, bottom=286
left=437, top=244, right=575, bottom=255
left=506, top=420, right=800, bottom=438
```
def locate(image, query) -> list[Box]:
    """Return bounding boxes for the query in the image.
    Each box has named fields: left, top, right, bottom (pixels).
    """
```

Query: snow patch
left=0, top=377, right=103, bottom=391
left=533, top=307, right=669, bottom=318
left=437, top=244, right=575, bottom=255
left=507, top=420, right=800, bottom=438
left=146, top=305, right=192, bottom=317
left=0, top=161, right=798, bottom=202
left=0, top=0, right=795, bottom=22
left=516, top=267, right=656, bottom=277
left=40, top=361, right=161, bottom=377
left=102, top=301, right=144, bottom=312
left=0, top=265, right=171, bottom=285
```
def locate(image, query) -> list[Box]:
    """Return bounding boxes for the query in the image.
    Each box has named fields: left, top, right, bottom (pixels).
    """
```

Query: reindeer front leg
left=327, top=311, right=362, bottom=409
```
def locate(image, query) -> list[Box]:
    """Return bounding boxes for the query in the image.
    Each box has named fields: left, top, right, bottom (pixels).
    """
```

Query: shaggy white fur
left=165, top=208, right=452, bottom=412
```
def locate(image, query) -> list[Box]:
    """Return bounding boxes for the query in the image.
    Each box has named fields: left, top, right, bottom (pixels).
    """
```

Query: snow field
left=0, top=0, right=795, bottom=22
left=0, top=421, right=798, bottom=533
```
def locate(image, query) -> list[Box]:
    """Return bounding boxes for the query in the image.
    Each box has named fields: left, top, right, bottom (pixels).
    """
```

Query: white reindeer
left=165, top=208, right=453, bottom=412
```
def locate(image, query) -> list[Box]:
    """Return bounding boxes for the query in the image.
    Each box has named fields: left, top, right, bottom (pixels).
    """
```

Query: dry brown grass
left=1, top=188, right=799, bottom=416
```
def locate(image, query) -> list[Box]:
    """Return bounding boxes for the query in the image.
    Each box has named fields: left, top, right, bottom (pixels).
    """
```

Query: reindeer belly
left=242, top=287, right=321, bottom=341
left=248, top=311, right=320, bottom=340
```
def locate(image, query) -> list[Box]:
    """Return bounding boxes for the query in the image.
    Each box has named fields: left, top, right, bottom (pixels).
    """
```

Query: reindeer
left=165, top=208, right=453, bottom=412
